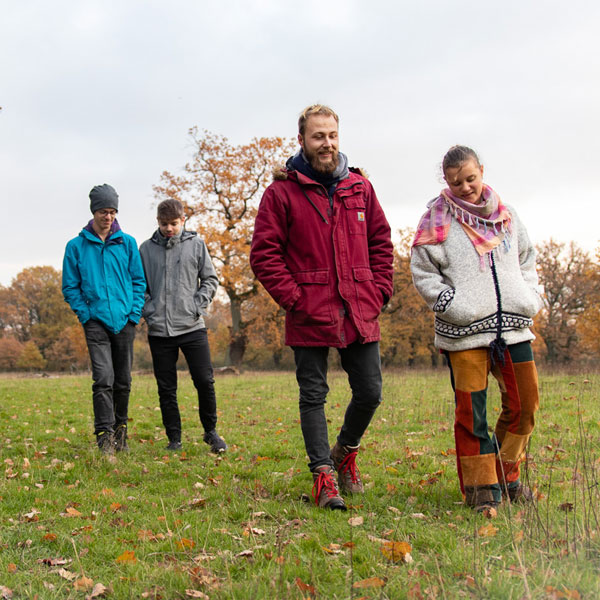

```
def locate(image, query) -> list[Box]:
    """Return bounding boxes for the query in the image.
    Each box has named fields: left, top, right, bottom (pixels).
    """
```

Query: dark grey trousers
left=83, top=319, right=136, bottom=435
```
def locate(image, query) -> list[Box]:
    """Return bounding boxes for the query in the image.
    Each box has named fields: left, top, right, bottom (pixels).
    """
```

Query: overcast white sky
left=1, top=0, right=599, bottom=286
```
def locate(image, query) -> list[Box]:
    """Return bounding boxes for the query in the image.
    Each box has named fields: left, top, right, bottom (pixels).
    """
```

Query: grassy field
left=0, top=369, right=599, bottom=599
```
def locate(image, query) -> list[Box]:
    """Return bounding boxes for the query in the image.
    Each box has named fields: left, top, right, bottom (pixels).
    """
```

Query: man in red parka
left=250, top=105, right=394, bottom=511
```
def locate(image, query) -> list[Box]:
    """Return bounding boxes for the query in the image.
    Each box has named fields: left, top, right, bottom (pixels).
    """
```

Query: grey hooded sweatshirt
left=139, top=229, right=219, bottom=337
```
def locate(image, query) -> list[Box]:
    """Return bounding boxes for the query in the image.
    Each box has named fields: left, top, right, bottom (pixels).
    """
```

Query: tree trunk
left=226, top=297, right=247, bottom=366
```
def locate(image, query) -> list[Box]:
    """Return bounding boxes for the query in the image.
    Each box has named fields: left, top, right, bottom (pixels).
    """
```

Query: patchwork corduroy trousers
left=446, top=341, right=539, bottom=505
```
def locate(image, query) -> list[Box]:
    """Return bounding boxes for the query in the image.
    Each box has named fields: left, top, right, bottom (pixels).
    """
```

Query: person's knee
left=299, top=393, right=327, bottom=412
left=352, top=376, right=382, bottom=408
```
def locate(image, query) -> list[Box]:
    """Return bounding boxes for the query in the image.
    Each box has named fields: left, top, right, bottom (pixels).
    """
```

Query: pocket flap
left=343, top=197, right=366, bottom=210
left=353, top=267, right=374, bottom=282
left=294, top=269, right=329, bottom=284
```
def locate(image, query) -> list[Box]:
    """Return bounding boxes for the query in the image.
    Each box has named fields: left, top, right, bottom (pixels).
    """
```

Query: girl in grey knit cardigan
left=410, top=145, right=542, bottom=515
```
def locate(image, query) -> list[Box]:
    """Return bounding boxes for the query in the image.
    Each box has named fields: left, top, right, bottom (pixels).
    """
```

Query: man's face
left=298, top=115, right=339, bottom=175
left=92, top=208, right=117, bottom=233
left=158, top=216, right=185, bottom=238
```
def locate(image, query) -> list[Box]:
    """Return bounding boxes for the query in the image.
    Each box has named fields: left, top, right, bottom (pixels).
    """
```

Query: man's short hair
left=298, top=104, right=339, bottom=136
left=157, top=199, right=185, bottom=221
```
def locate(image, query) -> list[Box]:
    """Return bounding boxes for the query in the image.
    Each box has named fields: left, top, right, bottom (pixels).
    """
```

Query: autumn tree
left=535, top=239, right=600, bottom=364
left=154, top=129, right=296, bottom=366
left=0, top=336, right=24, bottom=370
left=574, top=243, right=600, bottom=360
left=244, top=286, right=289, bottom=368
left=17, top=340, right=47, bottom=371
left=45, top=324, right=89, bottom=371
left=0, top=266, right=77, bottom=352
left=379, top=229, right=437, bottom=367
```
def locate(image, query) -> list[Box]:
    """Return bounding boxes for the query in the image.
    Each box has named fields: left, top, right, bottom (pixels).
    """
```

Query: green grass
left=1, top=369, right=599, bottom=599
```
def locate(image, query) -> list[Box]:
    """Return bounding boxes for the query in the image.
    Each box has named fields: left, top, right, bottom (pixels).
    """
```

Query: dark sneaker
left=96, top=431, right=115, bottom=455
left=503, top=482, right=534, bottom=504
left=166, top=440, right=183, bottom=452
left=203, top=430, right=227, bottom=454
left=331, top=441, right=364, bottom=494
left=311, top=465, right=347, bottom=511
left=465, top=485, right=500, bottom=514
left=114, top=424, right=129, bottom=452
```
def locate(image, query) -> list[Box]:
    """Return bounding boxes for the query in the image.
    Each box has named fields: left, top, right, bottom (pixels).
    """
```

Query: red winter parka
left=250, top=167, right=394, bottom=347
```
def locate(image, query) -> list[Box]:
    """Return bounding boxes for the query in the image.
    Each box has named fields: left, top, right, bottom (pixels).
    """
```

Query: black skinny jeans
left=148, top=328, right=217, bottom=443
left=293, top=341, right=383, bottom=472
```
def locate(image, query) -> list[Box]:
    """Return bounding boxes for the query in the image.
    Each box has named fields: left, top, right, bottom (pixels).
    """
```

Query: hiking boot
left=311, top=465, right=347, bottom=511
left=203, top=430, right=227, bottom=454
left=331, top=441, right=364, bottom=494
left=166, top=440, right=183, bottom=451
left=465, top=486, right=500, bottom=513
left=503, top=482, right=534, bottom=504
left=114, top=424, right=129, bottom=452
left=96, top=431, right=115, bottom=455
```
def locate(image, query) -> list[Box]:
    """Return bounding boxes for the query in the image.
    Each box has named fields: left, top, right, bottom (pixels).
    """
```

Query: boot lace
left=312, top=470, right=339, bottom=506
left=339, top=451, right=361, bottom=484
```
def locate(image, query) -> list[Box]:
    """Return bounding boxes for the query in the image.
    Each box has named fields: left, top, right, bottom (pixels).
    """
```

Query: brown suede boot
left=503, top=482, right=534, bottom=503
left=465, top=486, right=500, bottom=513
left=330, top=441, right=364, bottom=494
left=311, top=465, right=347, bottom=511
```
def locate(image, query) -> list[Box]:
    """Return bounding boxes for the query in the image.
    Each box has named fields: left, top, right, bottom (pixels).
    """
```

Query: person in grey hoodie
left=410, top=146, right=542, bottom=515
left=139, top=199, right=226, bottom=453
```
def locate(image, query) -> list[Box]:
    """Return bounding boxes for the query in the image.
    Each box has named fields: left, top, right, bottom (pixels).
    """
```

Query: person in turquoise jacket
left=62, top=184, right=145, bottom=454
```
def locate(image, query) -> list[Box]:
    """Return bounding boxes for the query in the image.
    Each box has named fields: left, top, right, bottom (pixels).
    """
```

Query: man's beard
left=304, top=146, right=339, bottom=175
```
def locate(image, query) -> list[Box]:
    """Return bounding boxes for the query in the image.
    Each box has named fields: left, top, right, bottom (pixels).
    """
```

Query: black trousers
left=83, top=319, right=136, bottom=435
left=293, top=341, right=383, bottom=472
left=148, top=328, right=217, bottom=442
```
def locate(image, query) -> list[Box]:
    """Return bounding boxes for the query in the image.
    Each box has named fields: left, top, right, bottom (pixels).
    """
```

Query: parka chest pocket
left=343, top=196, right=367, bottom=235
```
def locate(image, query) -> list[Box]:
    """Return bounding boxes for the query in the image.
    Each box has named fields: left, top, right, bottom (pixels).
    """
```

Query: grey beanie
left=89, top=184, right=119, bottom=213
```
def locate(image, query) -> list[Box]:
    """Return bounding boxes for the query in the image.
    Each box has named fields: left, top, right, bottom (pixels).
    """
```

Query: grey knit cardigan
left=410, top=205, right=543, bottom=352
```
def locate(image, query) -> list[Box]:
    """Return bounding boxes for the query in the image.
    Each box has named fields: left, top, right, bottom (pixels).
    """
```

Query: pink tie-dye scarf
left=412, top=184, right=512, bottom=260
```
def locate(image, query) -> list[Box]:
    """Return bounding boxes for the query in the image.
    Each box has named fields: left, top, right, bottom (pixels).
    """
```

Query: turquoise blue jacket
left=62, top=223, right=146, bottom=334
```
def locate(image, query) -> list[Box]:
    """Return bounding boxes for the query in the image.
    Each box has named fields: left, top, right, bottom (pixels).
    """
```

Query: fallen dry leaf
left=0, top=585, right=13, bottom=599
left=478, top=523, right=498, bottom=538
left=188, top=565, right=220, bottom=587
left=40, top=557, right=71, bottom=566
left=188, top=497, right=207, bottom=508
left=480, top=506, right=497, bottom=519
left=85, top=582, right=108, bottom=599
left=407, top=582, right=424, bottom=599
left=353, top=576, right=387, bottom=589
left=22, top=508, right=41, bottom=522
left=185, top=591, right=209, bottom=599
left=7, top=563, right=17, bottom=573
left=514, top=530, right=524, bottom=543
left=295, top=577, right=316, bottom=596
left=176, top=538, right=196, bottom=550
left=43, top=532, right=58, bottom=542
left=56, top=567, right=78, bottom=581
left=63, top=507, right=83, bottom=518
left=109, top=502, right=122, bottom=512
left=381, top=540, right=412, bottom=563
left=73, top=576, right=94, bottom=591
left=348, top=516, right=364, bottom=527
left=115, top=550, right=136, bottom=564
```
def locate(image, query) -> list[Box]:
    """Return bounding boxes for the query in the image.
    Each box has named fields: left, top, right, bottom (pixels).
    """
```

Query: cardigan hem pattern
left=435, top=312, right=534, bottom=339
